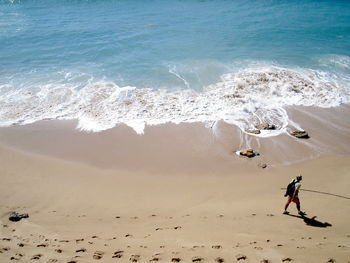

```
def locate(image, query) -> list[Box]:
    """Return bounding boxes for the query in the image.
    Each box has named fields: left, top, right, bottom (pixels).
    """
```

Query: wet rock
left=255, top=123, right=276, bottom=130
left=239, top=149, right=259, bottom=158
left=9, top=212, right=29, bottom=222
left=290, top=130, right=309, bottom=139
left=246, top=129, right=261, bottom=134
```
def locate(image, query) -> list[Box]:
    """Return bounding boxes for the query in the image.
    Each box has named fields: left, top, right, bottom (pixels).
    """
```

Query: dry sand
left=0, top=106, right=350, bottom=263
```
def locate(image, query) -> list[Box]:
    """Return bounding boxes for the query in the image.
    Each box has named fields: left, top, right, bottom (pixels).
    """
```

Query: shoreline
left=0, top=104, right=349, bottom=172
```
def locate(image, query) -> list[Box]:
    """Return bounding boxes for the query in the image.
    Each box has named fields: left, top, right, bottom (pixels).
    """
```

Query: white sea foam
left=0, top=65, right=349, bottom=136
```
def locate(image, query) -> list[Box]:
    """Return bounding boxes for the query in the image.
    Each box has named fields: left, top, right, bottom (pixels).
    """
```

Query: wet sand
left=1, top=106, right=350, bottom=263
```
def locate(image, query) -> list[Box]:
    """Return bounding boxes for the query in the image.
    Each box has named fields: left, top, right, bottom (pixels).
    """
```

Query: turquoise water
left=0, top=0, right=350, bottom=133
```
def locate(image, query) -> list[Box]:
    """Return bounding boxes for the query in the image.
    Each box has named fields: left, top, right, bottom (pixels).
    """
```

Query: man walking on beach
left=283, top=175, right=305, bottom=215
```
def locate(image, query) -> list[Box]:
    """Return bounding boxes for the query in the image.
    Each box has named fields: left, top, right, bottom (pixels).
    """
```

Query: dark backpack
left=284, top=180, right=296, bottom=197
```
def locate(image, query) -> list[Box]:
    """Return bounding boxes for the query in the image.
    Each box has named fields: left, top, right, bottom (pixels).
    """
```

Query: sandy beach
left=1, top=0, right=350, bottom=262
left=1, top=106, right=350, bottom=263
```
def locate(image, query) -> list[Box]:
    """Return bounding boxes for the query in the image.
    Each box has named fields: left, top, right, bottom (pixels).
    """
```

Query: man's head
left=296, top=175, right=302, bottom=181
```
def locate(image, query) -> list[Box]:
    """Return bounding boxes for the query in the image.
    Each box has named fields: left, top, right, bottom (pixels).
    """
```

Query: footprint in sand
left=212, top=245, right=222, bottom=249
left=37, top=243, right=48, bottom=247
left=125, top=234, right=133, bottom=238
left=192, top=256, right=203, bottom=262
left=130, top=254, right=140, bottom=262
left=93, top=251, right=104, bottom=260
left=112, top=250, right=124, bottom=258
left=2, top=238, right=11, bottom=241
left=174, top=226, right=182, bottom=230
left=75, top=248, right=86, bottom=253
left=10, top=253, right=24, bottom=260
left=236, top=254, right=247, bottom=261
left=171, top=258, right=181, bottom=262
left=215, top=257, right=224, bottom=263
left=261, top=259, right=270, bottom=263
left=0, top=247, right=10, bottom=253
left=31, top=254, right=42, bottom=260
left=55, top=249, right=63, bottom=253
left=281, top=258, right=292, bottom=262
left=149, top=256, right=160, bottom=261
left=75, top=238, right=84, bottom=243
left=327, top=259, right=336, bottom=263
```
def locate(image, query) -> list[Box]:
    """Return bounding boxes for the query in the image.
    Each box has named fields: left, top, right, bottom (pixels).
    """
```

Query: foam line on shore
left=0, top=65, right=349, bottom=135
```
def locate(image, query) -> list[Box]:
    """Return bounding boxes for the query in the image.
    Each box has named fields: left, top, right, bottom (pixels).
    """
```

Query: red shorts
left=287, top=196, right=300, bottom=205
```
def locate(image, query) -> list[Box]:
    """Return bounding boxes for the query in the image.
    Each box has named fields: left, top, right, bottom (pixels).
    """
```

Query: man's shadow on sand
left=286, top=214, right=332, bottom=228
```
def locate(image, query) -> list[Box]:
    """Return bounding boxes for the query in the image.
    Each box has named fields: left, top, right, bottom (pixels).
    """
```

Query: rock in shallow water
left=239, top=149, right=259, bottom=158
left=9, top=212, right=29, bottom=222
left=246, top=129, right=261, bottom=134
left=290, top=130, right=309, bottom=139
left=255, top=123, right=276, bottom=130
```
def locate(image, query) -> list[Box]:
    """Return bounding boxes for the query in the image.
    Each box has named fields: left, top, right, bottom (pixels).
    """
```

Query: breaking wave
left=0, top=65, right=349, bottom=135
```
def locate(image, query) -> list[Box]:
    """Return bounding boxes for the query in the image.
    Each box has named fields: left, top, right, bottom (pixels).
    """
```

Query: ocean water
left=0, top=0, right=349, bottom=135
